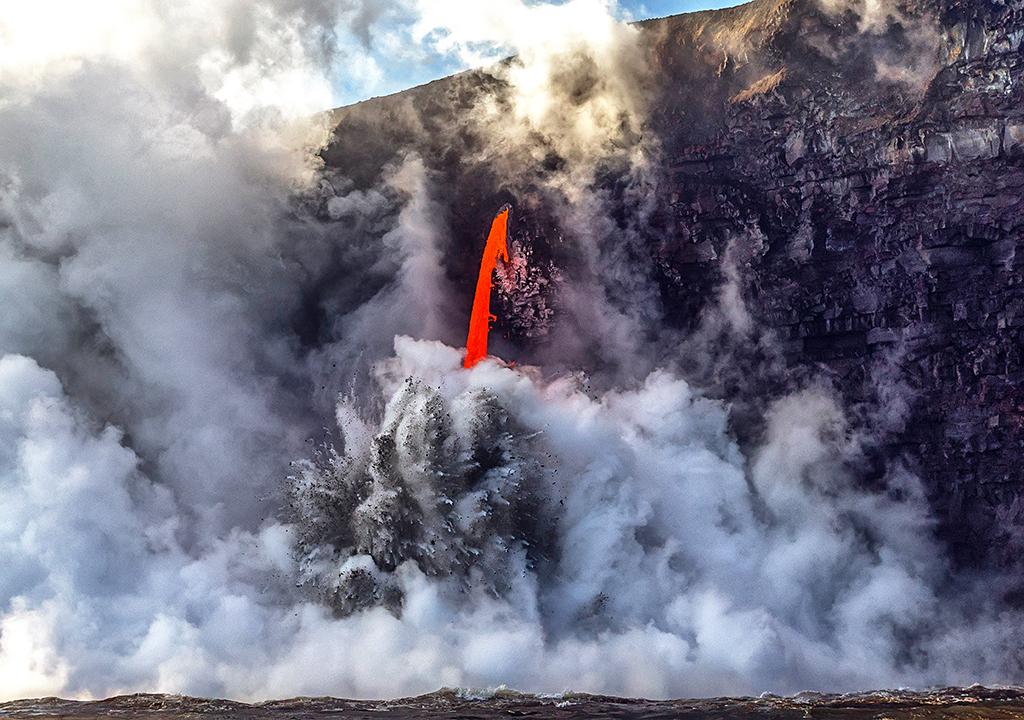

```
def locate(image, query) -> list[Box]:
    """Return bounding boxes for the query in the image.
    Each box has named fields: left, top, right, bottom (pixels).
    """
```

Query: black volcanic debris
left=320, top=0, right=1024, bottom=577
left=7, top=687, right=1024, bottom=719
left=291, top=379, right=558, bottom=616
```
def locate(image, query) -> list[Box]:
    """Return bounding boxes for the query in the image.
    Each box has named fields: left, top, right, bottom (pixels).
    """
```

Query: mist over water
left=0, top=0, right=1021, bottom=703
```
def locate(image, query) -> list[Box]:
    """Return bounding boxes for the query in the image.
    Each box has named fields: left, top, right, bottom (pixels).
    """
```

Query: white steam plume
left=290, top=338, right=1021, bottom=697
left=0, top=0, right=1021, bottom=705
left=412, top=0, right=650, bottom=178
left=812, top=0, right=942, bottom=88
left=405, top=0, right=667, bottom=383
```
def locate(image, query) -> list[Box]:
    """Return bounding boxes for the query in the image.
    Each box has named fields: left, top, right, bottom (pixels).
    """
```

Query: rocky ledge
left=318, top=0, right=1024, bottom=578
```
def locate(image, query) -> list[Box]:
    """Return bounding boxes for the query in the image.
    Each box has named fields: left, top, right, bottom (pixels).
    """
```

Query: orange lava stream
left=463, top=206, right=511, bottom=369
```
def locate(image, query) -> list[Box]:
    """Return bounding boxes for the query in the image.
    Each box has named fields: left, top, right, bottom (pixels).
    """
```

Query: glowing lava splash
left=464, top=205, right=512, bottom=368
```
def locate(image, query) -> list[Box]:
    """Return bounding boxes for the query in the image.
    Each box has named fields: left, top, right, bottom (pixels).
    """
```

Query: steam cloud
left=0, top=0, right=1021, bottom=704
left=812, top=0, right=942, bottom=88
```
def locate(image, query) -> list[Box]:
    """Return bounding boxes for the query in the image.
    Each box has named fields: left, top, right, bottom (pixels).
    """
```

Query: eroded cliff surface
left=320, top=0, right=1024, bottom=575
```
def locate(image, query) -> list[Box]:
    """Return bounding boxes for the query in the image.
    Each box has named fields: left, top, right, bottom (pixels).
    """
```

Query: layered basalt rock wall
left=321, top=0, right=1024, bottom=573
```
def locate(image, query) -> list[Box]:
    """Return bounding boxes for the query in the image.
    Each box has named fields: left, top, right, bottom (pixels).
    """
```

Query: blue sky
left=627, top=0, right=740, bottom=18
left=333, top=0, right=742, bottom=106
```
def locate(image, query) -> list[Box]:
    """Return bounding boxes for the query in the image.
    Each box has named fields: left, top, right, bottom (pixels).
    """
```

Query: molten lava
left=464, top=205, right=511, bottom=368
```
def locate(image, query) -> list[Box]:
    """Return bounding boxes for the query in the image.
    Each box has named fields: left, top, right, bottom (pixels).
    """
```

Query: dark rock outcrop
left=320, top=0, right=1024, bottom=575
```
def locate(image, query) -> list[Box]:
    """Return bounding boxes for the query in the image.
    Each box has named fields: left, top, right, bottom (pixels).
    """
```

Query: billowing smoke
left=812, top=0, right=942, bottom=88
left=412, top=0, right=651, bottom=181
left=289, top=338, right=1022, bottom=697
left=407, top=0, right=667, bottom=385
left=0, top=0, right=1021, bottom=704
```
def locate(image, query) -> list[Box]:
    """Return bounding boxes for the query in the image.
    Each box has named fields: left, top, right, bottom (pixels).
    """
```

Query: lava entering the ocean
left=464, top=205, right=511, bottom=368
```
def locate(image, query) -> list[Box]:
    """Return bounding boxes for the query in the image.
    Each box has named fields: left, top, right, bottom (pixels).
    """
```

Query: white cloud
left=0, top=0, right=1019, bottom=704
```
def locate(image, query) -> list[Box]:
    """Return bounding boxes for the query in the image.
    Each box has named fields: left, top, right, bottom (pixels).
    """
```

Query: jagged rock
left=321, top=0, right=1024, bottom=572
left=289, top=380, right=558, bottom=615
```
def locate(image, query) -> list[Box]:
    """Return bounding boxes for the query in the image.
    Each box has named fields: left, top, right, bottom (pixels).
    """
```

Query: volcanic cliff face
left=319, top=0, right=1024, bottom=577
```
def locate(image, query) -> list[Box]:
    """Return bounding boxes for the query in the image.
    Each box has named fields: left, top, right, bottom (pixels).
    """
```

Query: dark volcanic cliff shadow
left=314, top=0, right=1024, bottom=587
